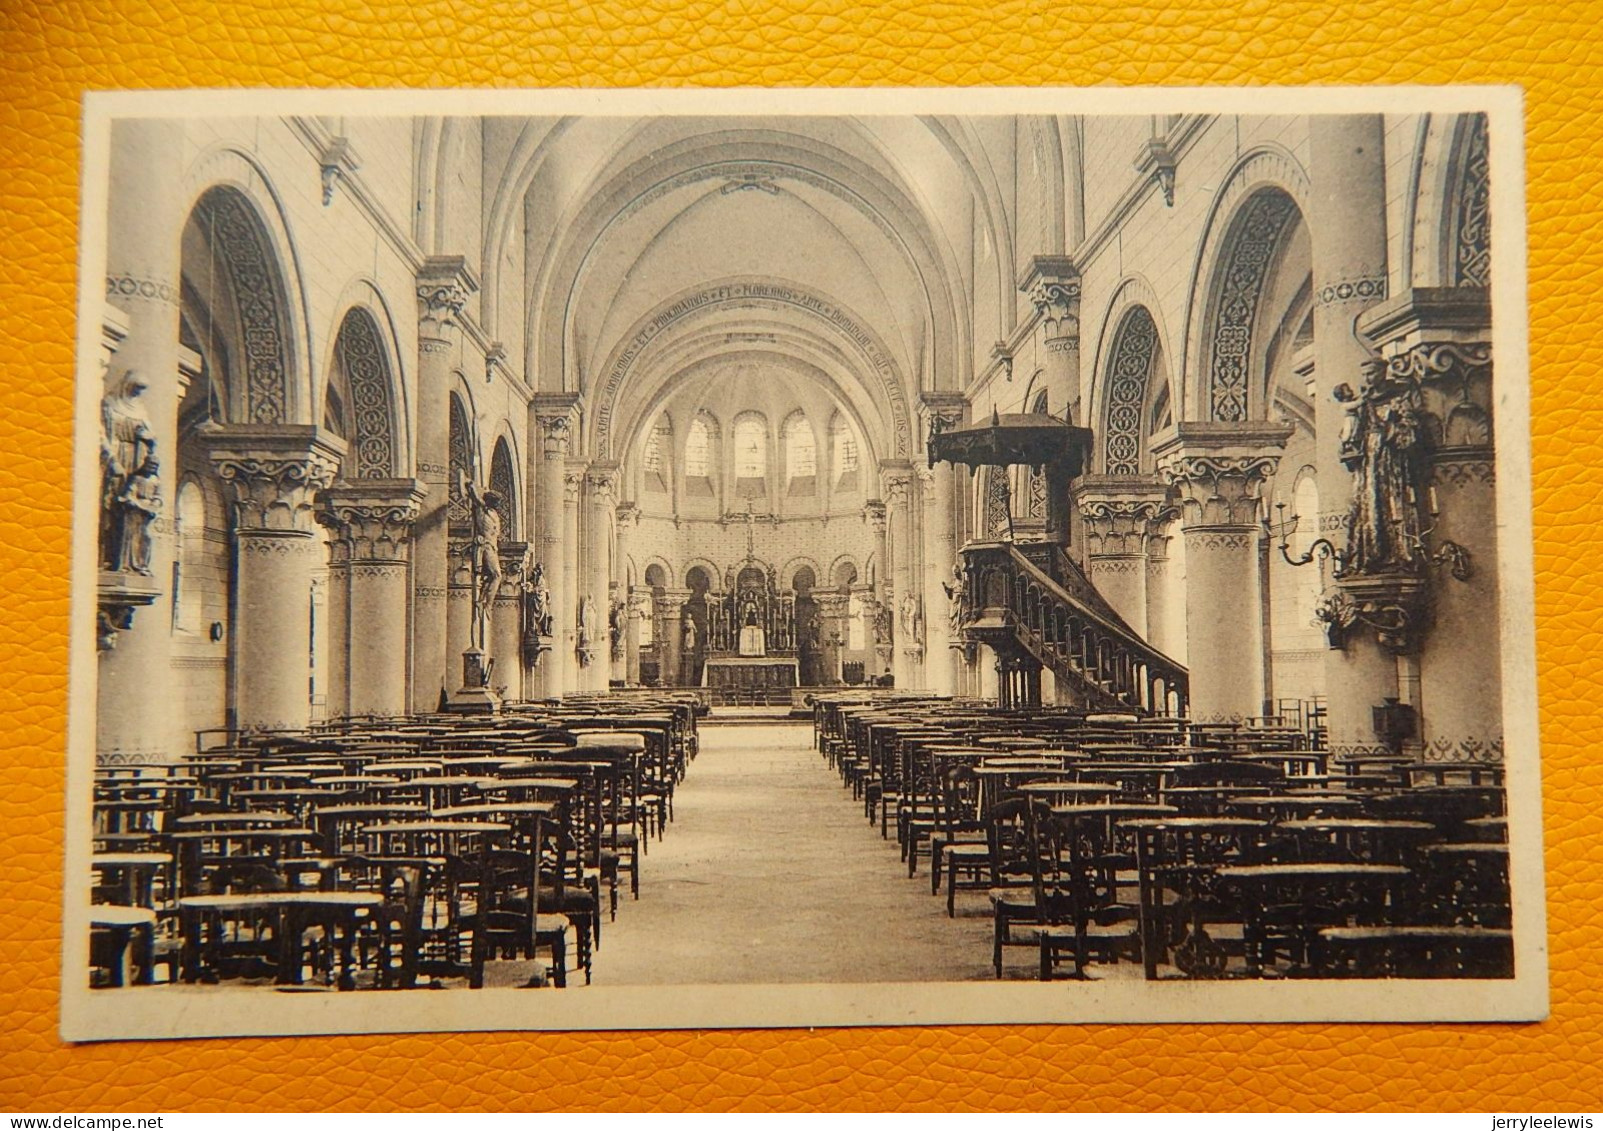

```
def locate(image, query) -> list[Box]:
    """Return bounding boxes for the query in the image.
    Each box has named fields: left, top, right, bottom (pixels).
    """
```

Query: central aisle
left=592, top=722, right=996, bottom=984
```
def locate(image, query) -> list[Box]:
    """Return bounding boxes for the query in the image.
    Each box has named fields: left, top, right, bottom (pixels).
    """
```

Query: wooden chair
left=1027, top=804, right=1138, bottom=981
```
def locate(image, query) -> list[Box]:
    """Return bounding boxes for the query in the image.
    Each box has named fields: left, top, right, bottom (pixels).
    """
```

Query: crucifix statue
left=456, top=468, right=504, bottom=658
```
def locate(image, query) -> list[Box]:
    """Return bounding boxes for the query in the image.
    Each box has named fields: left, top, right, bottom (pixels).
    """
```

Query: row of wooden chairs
left=816, top=693, right=1513, bottom=982
left=88, top=696, right=703, bottom=991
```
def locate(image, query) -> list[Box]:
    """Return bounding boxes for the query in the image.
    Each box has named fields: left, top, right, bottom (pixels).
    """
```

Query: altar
left=701, top=655, right=800, bottom=690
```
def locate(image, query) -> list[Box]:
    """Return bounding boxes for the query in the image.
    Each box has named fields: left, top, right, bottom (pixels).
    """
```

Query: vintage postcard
left=61, top=85, right=1544, bottom=1041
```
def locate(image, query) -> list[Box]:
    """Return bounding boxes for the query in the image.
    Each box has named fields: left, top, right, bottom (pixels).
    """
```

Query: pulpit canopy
left=927, top=407, right=1094, bottom=474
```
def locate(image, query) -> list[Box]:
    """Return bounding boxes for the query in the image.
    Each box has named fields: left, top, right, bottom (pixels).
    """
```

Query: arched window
left=685, top=415, right=715, bottom=497
left=644, top=414, right=671, bottom=493
left=174, top=479, right=207, bottom=634
left=783, top=412, right=816, bottom=497
left=733, top=414, right=767, bottom=498
left=830, top=413, right=859, bottom=490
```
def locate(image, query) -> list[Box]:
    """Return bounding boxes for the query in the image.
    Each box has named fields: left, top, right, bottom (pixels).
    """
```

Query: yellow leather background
left=2, top=0, right=1599, bottom=1112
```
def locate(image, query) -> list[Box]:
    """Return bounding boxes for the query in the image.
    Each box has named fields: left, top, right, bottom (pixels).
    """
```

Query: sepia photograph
left=61, top=86, right=1544, bottom=1041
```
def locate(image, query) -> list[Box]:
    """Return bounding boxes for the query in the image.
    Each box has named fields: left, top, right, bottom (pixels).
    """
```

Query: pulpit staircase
left=958, top=541, right=1189, bottom=715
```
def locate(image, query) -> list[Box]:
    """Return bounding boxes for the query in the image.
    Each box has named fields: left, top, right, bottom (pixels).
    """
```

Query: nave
left=595, top=722, right=995, bottom=985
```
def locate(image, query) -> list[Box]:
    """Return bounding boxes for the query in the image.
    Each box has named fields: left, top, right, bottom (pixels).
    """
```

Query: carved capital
left=1152, top=423, right=1290, bottom=529
left=497, top=540, right=531, bottom=598
left=317, top=478, right=428, bottom=562
left=862, top=499, right=887, bottom=533
left=920, top=392, right=968, bottom=446
left=562, top=460, right=586, bottom=504
left=615, top=501, right=642, bottom=530
left=586, top=460, right=620, bottom=503
left=1075, top=475, right=1175, bottom=557
left=881, top=462, right=914, bottom=507
left=531, top=393, right=583, bottom=460
left=416, top=254, right=478, bottom=337
left=1020, top=255, right=1081, bottom=346
left=200, top=425, right=347, bottom=534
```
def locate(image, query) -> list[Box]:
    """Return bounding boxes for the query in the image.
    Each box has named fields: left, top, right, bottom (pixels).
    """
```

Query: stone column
left=815, top=591, right=852, bottom=685
left=1022, top=256, right=1083, bottom=422
left=920, top=394, right=967, bottom=696
left=528, top=395, right=579, bottom=699
left=1360, top=290, right=1498, bottom=761
left=625, top=590, right=649, bottom=686
left=1309, top=115, right=1399, bottom=760
left=1074, top=476, right=1172, bottom=637
left=882, top=462, right=919, bottom=688
left=1144, top=519, right=1180, bottom=663
left=614, top=502, right=641, bottom=685
left=562, top=459, right=586, bottom=691
left=491, top=541, right=529, bottom=701
left=203, top=426, right=346, bottom=732
left=412, top=257, right=477, bottom=711
left=1155, top=424, right=1290, bottom=723
left=583, top=462, right=619, bottom=692
left=862, top=500, right=892, bottom=681
left=317, top=479, right=427, bottom=718
left=445, top=529, right=473, bottom=691
left=97, top=120, right=186, bottom=763
left=658, top=588, right=691, bottom=687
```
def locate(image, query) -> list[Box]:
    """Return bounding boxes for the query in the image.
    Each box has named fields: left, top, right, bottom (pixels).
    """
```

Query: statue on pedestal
left=1337, top=360, right=1428, bottom=577
left=99, top=372, right=161, bottom=575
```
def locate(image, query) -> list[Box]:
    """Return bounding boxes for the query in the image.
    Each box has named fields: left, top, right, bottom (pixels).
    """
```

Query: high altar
left=696, top=560, right=804, bottom=690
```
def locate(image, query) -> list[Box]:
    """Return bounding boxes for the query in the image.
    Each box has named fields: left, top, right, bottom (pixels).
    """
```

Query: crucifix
left=743, top=498, right=757, bottom=560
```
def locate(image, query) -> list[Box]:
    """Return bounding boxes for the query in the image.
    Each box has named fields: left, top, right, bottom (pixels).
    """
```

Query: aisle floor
left=591, top=723, right=1001, bottom=985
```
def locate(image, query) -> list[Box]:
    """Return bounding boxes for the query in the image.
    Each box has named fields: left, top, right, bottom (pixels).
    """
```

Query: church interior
left=85, top=110, right=1512, bottom=995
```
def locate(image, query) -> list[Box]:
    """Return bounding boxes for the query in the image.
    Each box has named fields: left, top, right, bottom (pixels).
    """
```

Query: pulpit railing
left=959, top=540, right=1189, bottom=715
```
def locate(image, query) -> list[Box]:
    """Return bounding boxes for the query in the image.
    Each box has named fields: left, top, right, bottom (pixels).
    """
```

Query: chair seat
left=1036, top=921, right=1140, bottom=942
left=945, top=842, right=991, bottom=859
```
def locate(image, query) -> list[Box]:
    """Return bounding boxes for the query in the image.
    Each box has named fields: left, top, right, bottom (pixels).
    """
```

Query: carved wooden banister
left=958, top=540, right=1189, bottom=715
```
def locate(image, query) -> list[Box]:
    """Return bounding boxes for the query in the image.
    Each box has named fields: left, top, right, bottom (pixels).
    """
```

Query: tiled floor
left=589, top=722, right=1002, bottom=985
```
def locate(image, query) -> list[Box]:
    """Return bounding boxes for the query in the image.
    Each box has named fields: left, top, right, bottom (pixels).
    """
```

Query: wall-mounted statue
left=99, top=372, right=160, bottom=575
left=899, top=592, right=924, bottom=646
left=1337, top=359, right=1428, bottom=576
left=457, top=470, right=504, bottom=652
left=942, top=558, right=966, bottom=637
left=609, top=598, right=626, bottom=662
left=577, top=595, right=597, bottom=667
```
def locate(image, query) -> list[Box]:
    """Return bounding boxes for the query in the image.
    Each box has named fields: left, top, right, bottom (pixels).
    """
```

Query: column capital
left=562, top=458, right=587, bottom=503
left=1020, top=255, right=1081, bottom=349
left=879, top=460, right=915, bottom=506
left=497, top=540, right=531, bottom=598
left=1153, top=422, right=1291, bottom=528
left=416, top=254, right=480, bottom=338
left=1359, top=286, right=1493, bottom=449
left=616, top=500, right=642, bottom=529
left=317, top=477, right=428, bottom=561
left=200, top=424, right=347, bottom=534
left=1074, top=474, right=1176, bottom=557
left=919, top=391, right=969, bottom=438
left=586, top=459, right=621, bottom=501
left=659, top=587, right=692, bottom=609
left=861, top=498, right=887, bottom=532
left=531, top=392, right=584, bottom=460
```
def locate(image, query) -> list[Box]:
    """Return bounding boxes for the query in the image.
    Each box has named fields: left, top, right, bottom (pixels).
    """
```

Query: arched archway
left=1100, top=306, right=1163, bottom=475
left=490, top=435, right=520, bottom=541
left=327, top=306, right=400, bottom=479
left=188, top=185, right=298, bottom=425
left=1199, top=188, right=1303, bottom=423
